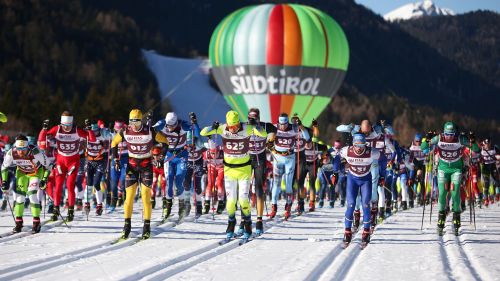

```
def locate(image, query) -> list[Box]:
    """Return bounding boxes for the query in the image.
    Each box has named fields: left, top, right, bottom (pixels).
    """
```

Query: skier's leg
left=360, top=175, right=373, bottom=230
left=140, top=166, right=153, bottom=221
left=344, top=174, right=358, bottom=229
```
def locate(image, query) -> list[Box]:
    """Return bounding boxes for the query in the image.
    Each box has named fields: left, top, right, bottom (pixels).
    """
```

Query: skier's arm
left=77, top=127, right=96, bottom=142
left=1, top=150, right=13, bottom=182
left=111, top=131, right=124, bottom=159
left=200, top=125, right=224, bottom=137
left=38, top=125, right=59, bottom=149
left=336, top=124, right=354, bottom=133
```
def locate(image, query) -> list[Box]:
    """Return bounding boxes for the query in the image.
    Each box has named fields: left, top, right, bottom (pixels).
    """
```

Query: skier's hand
left=189, top=112, right=197, bottom=124
left=39, top=179, right=47, bottom=190
left=84, top=119, right=91, bottom=130
left=114, top=159, right=121, bottom=172
left=312, top=119, right=318, bottom=127
left=42, top=119, right=50, bottom=130
left=1, top=181, right=8, bottom=193
left=212, top=121, right=219, bottom=131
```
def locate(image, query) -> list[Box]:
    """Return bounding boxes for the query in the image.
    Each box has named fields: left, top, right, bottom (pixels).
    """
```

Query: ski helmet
left=226, top=110, right=240, bottom=126
left=443, top=122, right=456, bottom=134
left=165, top=112, right=178, bottom=126
left=414, top=133, right=423, bottom=142
left=353, top=133, right=366, bottom=147
left=129, top=109, right=143, bottom=120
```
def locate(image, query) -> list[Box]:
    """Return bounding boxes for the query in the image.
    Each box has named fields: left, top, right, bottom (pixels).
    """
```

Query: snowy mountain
left=384, top=0, right=455, bottom=22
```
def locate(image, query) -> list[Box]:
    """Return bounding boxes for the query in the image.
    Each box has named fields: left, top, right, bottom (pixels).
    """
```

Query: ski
left=110, top=237, right=129, bottom=245
left=360, top=241, right=369, bottom=250
left=341, top=241, right=351, bottom=249
left=218, top=237, right=234, bottom=246
left=239, top=237, right=252, bottom=246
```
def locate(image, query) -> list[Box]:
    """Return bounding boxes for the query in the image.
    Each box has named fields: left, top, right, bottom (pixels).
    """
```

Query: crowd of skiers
left=0, top=109, right=498, bottom=246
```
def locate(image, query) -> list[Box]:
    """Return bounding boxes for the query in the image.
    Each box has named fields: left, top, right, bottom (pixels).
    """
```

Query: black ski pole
left=6, top=195, right=15, bottom=222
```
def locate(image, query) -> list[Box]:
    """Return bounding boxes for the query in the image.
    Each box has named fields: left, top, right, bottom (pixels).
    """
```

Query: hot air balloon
left=0, top=112, right=7, bottom=123
left=209, top=4, right=349, bottom=126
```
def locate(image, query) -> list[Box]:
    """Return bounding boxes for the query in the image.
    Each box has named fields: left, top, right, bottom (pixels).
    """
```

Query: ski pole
left=43, top=192, right=46, bottom=219
left=6, top=195, right=15, bottom=222
left=421, top=172, right=426, bottom=230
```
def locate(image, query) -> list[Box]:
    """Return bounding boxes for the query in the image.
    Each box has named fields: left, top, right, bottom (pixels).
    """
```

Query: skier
left=1, top=135, right=52, bottom=233
left=268, top=113, right=310, bottom=220
left=246, top=108, right=276, bottom=235
left=203, top=138, right=225, bottom=214
left=183, top=135, right=206, bottom=218
left=84, top=121, right=112, bottom=216
left=153, top=112, right=200, bottom=221
left=151, top=144, right=166, bottom=209
left=111, top=109, right=154, bottom=239
left=109, top=121, right=128, bottom=210
left=421, top=122, right=465, bottom=235
left=330, top=140, right=347, bottom=208
left=480, top=138, right=498, bottom=206
left=409, top=133, right=426, bottom=206
left=340, top=133, right=380, bottom=247
left=38, top=111, right=96, bottom=222
left=318, top=153, right=335, bottom=208
left=200, top=110, right=267, bottom=242
left=305, top=139, right=328, bottom=210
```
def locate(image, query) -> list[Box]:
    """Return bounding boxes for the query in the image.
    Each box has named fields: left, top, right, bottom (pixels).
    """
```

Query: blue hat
left=353, top=133, right=366, bottom=147
left=414, top=133, right=422, bottom=142
left=278, top=116, right=289, bottom=124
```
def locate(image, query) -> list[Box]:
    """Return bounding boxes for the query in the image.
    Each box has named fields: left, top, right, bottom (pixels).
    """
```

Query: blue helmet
left=384, top=126, right=395, bottom=136
left=414, top=133, right=423, bottom=142
left=353, top=133, right=366, bottom=147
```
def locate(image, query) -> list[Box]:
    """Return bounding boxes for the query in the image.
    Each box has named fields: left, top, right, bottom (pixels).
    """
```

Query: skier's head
left=129, top=109, right=143, bottom=132
left=226, top=110, right=240, bottom=134
left=114, top=121, right=124, bottom=132
left=334, top=140, right=342, bottom=150
left=352, top=133, right=366, bottom=154
left=278, top=113, right=289, bottom=131
left=152, top=145, right=162, bottom=156
left=414, top=133, right=422, bottom=143
left=443, top=121, right=456, bottom=142
left=248, top=108, right=260, bottom=123
left=469, top=131, right=476, bottom=143
left=483, top=137, right=491, bottom=149
left=14, top=134, right=29, bottom=156
left=360, top=120, right=372, bottom=136
left=91, top=121, right=100, bottom=136
left=384, top=126, right=395, bottom=138
left=165, top=112, right=178, bottom=132
left=60, top=111, right=74, bottom=133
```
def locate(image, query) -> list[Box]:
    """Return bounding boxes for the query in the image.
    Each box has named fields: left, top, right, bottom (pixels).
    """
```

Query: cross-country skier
left=2, top=135, right=52, bottom=233
left=109, top=121, right=128, bottom=210
left=38, top=111, right=96, bottom=222
left=203, top=138, right=225, bottom=214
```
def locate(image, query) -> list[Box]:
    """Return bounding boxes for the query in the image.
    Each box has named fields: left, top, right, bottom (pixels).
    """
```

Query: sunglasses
left=129, top=119, right=141, bottom=123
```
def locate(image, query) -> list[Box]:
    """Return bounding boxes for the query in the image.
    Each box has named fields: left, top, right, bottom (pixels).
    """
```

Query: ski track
left=1, top=197, right=499, bottom=281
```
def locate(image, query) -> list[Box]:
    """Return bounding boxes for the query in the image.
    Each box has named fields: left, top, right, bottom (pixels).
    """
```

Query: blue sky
left=354, top=0, right=500, bottom=15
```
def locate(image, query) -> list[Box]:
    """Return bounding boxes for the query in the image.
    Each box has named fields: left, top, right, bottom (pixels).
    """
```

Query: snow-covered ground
left=0, top=197, right=499, bottom=281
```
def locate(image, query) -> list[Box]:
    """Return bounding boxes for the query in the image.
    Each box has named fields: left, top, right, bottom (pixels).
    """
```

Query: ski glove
left=39, top=178, right=47, bottom=190
left=42, top=119, right=50, bottom=130
left=212, top=121, right=220, bottom=131
left=189, top=112, right=197, bottom=124
left=84, top=119, right=91, bottom=130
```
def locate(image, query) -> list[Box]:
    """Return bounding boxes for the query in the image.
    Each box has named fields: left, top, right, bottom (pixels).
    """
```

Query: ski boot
left=51, top=206, right=60, bottom=221
left=329, top=200, right=334, bottom=208
left=13, top=217, right=23, bottom=233
left=236, top=221, right=244, bottom=237
left=32, top=217, right=41, bottom=234
left=378, top=207, right=385, bottom=224
left=195, top=201, right=203, bottom=219
left=216, top=200, right=225, bottom=214
left=309, top=200, right=315, bottom=212
left=117, top=192, right=124, bottom=207
left=67, top=206, right=75, bottom=222
left=452, top=212, right=461, bottom=236
left=318, top=200, right=324, bottom=208
left=225, top=218, right=237, bottom=241
left=342, top=228, right=352, bottom=248
left=150, top=198, right=156, bottom=209
left=361, top=228, right=371, bottom=248
left=297, top=199, right=305, bottom=215
left=142, top=220, right=151, bottom=240
left=84, top=202, right=91, bottom=217
left=284, top=203, right=291, bottom=220
left=437, top=210, right=446, bottom=236
left=121, top=218, right=131, bottom=239
left=95, top=204, right=103, bottom=216
left=163, top=198, right=172, bottom=221
left=76, top=199, right=83, bottom=211
left=0, top=198, right=6, bottom=211
left=391, top=200, right=398, bottom=213
left=178, top=199, right=186, bottom=222
left=255, top=217, right=264, bottom=237
left=353, top=210, right=361, bottom=233
left=268, top=204, right=277, bottom=219
left=204, top=200, right=210, bottom=214
left=401, top=201, right=408, bottom=210
left=109, top=198, right=117, bottom=212
left=241, top=218, right=252, bottom=243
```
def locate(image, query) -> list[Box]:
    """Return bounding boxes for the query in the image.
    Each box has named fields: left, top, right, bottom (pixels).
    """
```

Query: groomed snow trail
left=0, top=199, right=499, bottom=281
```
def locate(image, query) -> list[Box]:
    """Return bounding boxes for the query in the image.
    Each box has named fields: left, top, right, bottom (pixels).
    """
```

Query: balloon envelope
left=0, top=112, right=7, bottom=123
left=209, top=4, right=349, bottom=125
